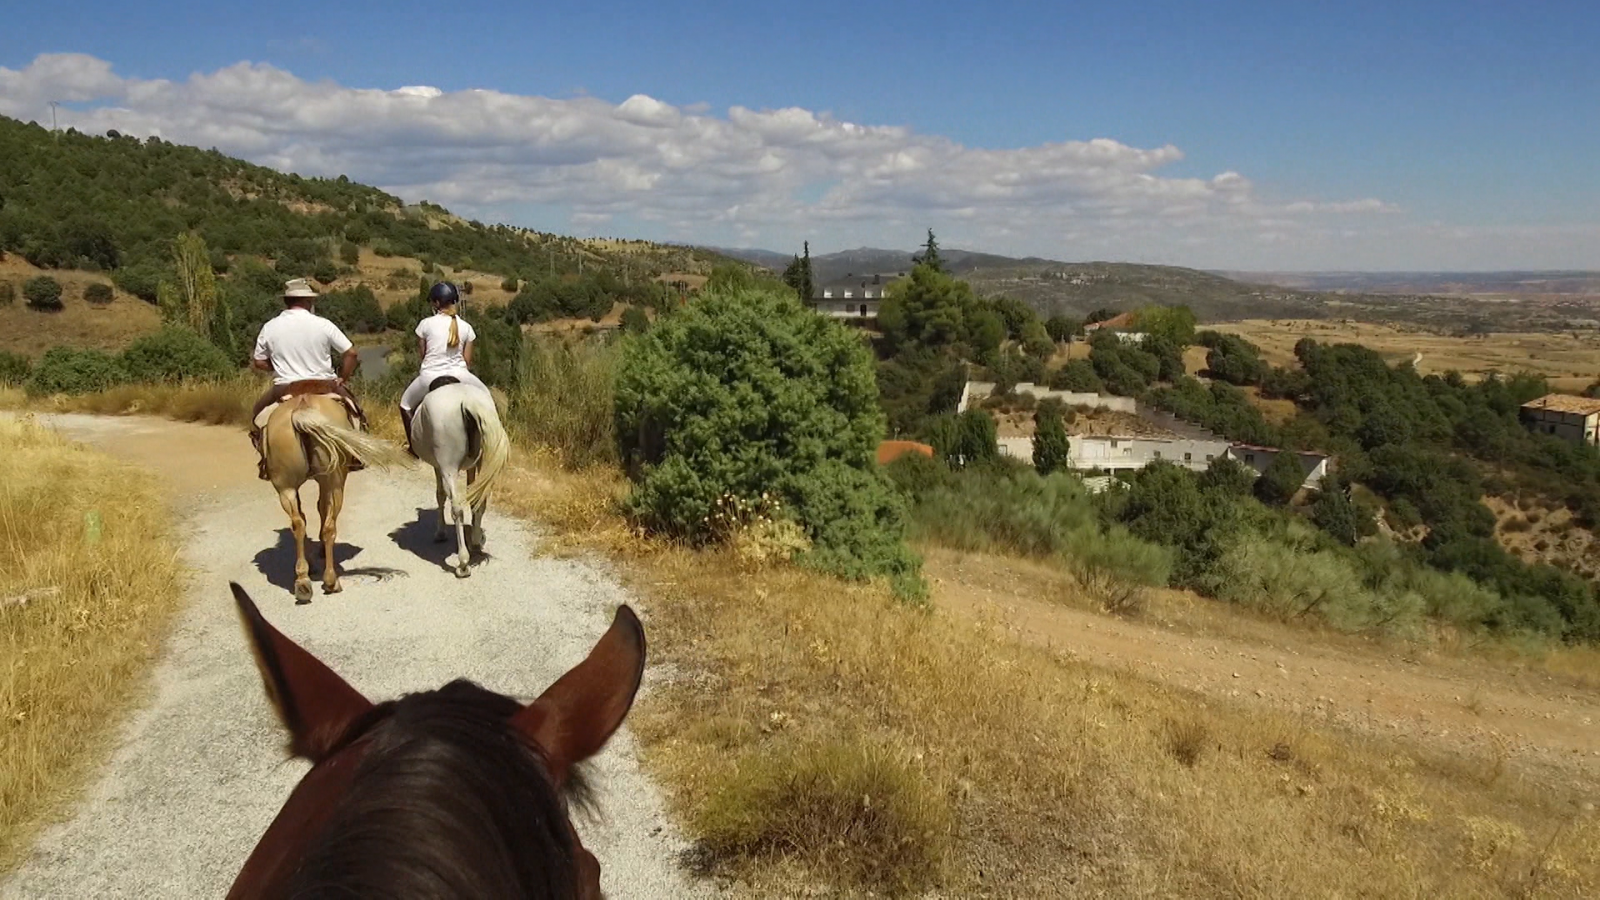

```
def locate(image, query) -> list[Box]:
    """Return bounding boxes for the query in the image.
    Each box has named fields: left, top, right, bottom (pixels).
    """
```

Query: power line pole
left=49, top=101, right=60, bottom=135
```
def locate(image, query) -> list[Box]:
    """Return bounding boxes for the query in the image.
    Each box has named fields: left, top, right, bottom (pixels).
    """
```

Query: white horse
left=410, top=377, right=510, bottom=578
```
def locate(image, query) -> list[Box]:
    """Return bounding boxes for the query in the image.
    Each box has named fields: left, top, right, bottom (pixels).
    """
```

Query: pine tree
left=782, top=254, right=805, bottom=299
left=801, top=240, right=815, bottom=301
left=917, top=228, right=944, bottom=273
left=1032, top=407, right=1071, bottom=475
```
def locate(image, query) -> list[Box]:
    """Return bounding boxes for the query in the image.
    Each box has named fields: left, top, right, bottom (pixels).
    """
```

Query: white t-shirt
left=252, top=308, right=354, bottom=386
left=415, top=313, right=478, bottom=377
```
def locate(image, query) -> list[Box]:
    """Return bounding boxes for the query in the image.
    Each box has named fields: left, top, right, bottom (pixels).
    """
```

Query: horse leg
left=441, top=463, right=470, bottom=578
left=277, top=487, right=313, bottom=604
left=318, top=474, right=345, bottom=595
left=433, top=467, right=450, bottom=543
left=466, top=464, right=486, bottom=554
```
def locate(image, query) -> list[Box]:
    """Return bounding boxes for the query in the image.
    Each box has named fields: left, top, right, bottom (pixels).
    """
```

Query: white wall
left=959, top=381, right=1137, bottom=414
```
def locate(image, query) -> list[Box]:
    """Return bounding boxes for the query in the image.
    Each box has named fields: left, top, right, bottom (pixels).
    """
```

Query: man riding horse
left=248, top=279, right=369, bottom=479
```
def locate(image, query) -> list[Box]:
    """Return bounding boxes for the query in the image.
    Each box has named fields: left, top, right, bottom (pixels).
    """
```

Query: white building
left=1225, top=444, right=1332, bottom=490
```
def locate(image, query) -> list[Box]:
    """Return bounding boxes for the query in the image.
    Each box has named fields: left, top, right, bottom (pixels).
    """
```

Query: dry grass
left=0, top=259, right=162, bottom=358
left=0, top=417, right=184, bottom=871
left=500, top=462, right=1600, bottom=897
left=1213, top=318, right=1600, bottom=390
left=5, top=375, right=261, bottom=426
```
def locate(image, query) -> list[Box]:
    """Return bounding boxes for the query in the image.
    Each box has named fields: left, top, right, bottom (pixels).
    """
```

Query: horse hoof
left=294, top=582, right=314, bottom=604
left=323, top=581, right=343, bottom=595
left=454, top=565, right=471, bottom=579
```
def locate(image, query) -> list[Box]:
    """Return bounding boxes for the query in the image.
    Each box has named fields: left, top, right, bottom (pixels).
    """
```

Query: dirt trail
left=930, top=550, right=1600, bottom=788
left=2, top=413, right=710, bottom=899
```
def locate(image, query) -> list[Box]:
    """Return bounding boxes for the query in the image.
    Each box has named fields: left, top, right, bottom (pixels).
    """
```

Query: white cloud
left=0, top=53, right=1590, bottom=269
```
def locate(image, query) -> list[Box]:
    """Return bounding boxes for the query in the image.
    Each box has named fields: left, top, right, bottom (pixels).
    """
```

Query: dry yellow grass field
left=0, top=257, right=161, bottom=359
left=0, top=417, right=184, bottom=871
left=1214, top=319, right=1600, bottom=391
left=496, top=461, right=1600, bottom=898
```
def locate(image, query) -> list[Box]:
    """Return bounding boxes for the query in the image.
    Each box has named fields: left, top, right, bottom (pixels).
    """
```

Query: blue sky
left=2, top=0, right=1597, bottom=269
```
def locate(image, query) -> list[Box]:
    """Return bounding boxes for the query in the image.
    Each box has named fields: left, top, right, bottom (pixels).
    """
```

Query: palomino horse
left=411, top=377, right=510, bottom=577
left=260, top=393, right=407, bottom=602
left=226, top=583, right=645, bottom=899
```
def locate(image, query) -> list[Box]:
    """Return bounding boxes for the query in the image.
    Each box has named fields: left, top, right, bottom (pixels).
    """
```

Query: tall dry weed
left=0, top=417, right=183, bottom=871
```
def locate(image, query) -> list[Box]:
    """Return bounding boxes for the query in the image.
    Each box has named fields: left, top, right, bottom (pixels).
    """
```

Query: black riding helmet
left=428, top=281, right=460, bottom=307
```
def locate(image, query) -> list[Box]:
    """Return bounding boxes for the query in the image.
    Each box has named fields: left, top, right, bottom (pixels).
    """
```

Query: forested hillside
left=0, top=114, right=732, bottom=299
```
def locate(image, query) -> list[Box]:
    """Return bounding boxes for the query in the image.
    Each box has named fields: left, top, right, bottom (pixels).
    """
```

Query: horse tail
left=290, top=405, right=410, bottom=474
left=460, top=393, right=509, bottom=511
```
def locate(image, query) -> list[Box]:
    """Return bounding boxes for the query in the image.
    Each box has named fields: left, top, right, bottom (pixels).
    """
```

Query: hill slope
left=0, top=114, right=737, bottom=300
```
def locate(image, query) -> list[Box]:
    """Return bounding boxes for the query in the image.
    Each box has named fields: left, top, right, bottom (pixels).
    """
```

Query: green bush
left=312, top=260, right=339, bottom=285
left=909, top=466, right=1171, bottom=591
left=1032, top=407, right=1070, bottom=475
left=1254, top=450, right=1306, bottom=506
left=26, top=346, right=127, bottom=395
left=501, top=275, right=520, bottom=292
left=0, top=350, right=31, bottom=386
left=23, top=276, right=63, bottom=310
left=317, top=285, right=386, bottom=334
left=615, top=286, right=923, bottom=599
left=469, top=308, right=523, bottom=390
left=1207, top=537, right=1426, bottom=636
left=112, top=261, right=164, bottom=303
left=340, top=240, right=360, bottom=265
left=120, top=326, right=235, bottom=383
left=620, top=305, right=650, bottom=335
left=209, top=248, right=231, bottom=274
left=84, top=282, right=114, bottom=305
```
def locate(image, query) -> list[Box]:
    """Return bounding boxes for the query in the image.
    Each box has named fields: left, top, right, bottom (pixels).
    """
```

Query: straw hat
left=282, top=278, right=318, bottom=299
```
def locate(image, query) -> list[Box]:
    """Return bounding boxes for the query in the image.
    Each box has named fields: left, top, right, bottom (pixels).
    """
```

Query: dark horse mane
left=285, top=679, right=595, bottom=898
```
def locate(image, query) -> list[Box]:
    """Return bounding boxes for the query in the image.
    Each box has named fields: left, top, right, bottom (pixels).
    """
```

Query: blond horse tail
left=460, top=392, right=508, bottom=511
left=290, top=406, right=411, bottom=474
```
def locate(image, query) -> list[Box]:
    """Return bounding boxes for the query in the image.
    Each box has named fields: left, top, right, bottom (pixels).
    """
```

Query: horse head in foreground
left=226, top=583, right=646, bottom=900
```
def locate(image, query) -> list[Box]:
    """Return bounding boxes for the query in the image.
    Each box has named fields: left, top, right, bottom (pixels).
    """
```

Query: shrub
left=1047, top=358, right=1102, bottom=392
left=507, top=335, right=619, bottom=468
left=1032, top=406, right=1070, bottom=475
left=620, top=305, right=650, bottom=335
left=83, top=282, right=114, bottom=305
left=316, top=285, right=386, bottom=334
left=119, top=326, right=235, bottom=383
left=0, top=350, right=31, bottom=386
left=23, top=276, right=63, bottom=310
left=501, top=275, right=520, bottom=292
left=615, top=286, right=923, bottom=599
left=692, top=735, right=951, bottom=894
left=0, top=281, right=15, bottom=306
left=312, top=260, right=339, bottom=285
left=922, top=410, right=997, bottom=469
left=26, top=347, right=127, bottom=395
left=883, top=451, right=953, bottom=498
left=339, top=240, right=360, bottom=265
left=1208, top=538, right=1425, bottom=635
left=468, top=308, right=523, bottom=390
left=112, top=261, right=164, bottom=303
left=1254, top=450, right=1305, bottom=506
left=209, top=248, right=231, bottom=274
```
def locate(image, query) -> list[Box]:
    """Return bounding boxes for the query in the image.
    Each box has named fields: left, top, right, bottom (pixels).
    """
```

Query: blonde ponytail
left=442, top=304, right=460, bottom=348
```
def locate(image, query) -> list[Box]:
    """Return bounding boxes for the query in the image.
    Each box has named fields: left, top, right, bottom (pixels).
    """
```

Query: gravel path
left=4, top=413, right=707, bottom=899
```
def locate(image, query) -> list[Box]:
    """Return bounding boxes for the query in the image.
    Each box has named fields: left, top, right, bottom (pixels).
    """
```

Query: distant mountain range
left=1216, top=270, right=1600, bottom=297
left=707, top=245, right=1600, bottom=329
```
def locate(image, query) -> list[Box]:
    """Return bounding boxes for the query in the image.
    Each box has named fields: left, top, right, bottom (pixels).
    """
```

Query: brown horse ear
left=231, top=582, right=373, bottom=762
left=512, top=605, right=646, bottom=785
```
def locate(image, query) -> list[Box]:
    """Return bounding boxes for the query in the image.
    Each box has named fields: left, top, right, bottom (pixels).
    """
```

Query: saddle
left=254, top=379, right=367, bottom=431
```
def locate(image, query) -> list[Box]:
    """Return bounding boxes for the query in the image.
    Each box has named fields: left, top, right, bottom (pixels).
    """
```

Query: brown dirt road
left=928, top=549, right=1600, bottom=793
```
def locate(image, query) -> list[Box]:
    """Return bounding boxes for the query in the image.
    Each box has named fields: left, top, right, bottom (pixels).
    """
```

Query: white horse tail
left=460, top=391, right=509, bottom=511
left=291, top=406, right=411, bottom=473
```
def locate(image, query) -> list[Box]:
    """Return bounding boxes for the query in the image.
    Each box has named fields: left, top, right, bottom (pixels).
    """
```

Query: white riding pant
left=399, top=369, right=489, bottom=413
